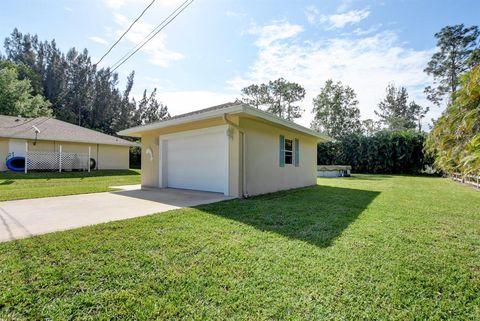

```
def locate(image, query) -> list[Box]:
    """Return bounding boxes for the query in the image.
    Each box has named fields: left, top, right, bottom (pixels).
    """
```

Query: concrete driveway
left=0, top=185, right=231, bottom=242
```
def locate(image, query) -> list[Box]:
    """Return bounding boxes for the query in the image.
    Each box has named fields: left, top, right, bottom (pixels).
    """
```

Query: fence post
left=88, top=146, right=91, bottom=173
left=24, top=141, right=28, bottom=174
left=59, top=145, right=62, bottom=173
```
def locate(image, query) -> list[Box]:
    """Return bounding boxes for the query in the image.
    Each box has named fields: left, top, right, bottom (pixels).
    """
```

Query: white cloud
left=88, top=36, right=109, bottom=45
left=337, top=0, right=354, bottom=13
left=305, top=6, right=319, bottom=25
left=112, top=13, right=183, bottom=67
left=64, top=6, right=73, bottom=12
left=228, top=21, right=436, bottom=128
left=327, top=9, right=370, bottom=28
left=249, top=21, right=303, bottom=47
left=306, top=7, right=370, bottom=29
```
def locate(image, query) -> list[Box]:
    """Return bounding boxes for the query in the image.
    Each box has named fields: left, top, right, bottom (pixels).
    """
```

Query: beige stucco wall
left=137, top=115, right=318, bottom=197
left=0, top=138, right=8, bottom=171
left=240, top=117, right=318, bottom=196
left=97, top=144, right=129, bottom=170
left=0, top=138, right=129, bottom=171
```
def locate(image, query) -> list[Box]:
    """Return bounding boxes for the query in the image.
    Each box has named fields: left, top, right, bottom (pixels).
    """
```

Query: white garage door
left=164, top=126, right=228, bottom=194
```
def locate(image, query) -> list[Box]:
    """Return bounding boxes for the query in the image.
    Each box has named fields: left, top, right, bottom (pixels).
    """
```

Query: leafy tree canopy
left=0, top=61, right=51, bottom=117
left=311, top=79, right=362, bottom=139
left=240, top=78, right=305, bottom=121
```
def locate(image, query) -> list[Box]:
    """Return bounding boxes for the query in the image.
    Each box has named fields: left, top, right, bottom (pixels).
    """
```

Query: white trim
left=119, top=105, right=242, bottom=136
left=118, top=103, right=330, bottom=141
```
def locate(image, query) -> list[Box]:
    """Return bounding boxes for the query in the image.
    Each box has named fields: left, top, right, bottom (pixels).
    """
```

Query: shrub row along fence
left=317, top=130, right=432, bottom=174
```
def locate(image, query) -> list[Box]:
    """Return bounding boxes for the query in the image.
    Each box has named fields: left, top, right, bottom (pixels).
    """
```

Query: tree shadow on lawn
left=197, top=185, right=380, bottom=248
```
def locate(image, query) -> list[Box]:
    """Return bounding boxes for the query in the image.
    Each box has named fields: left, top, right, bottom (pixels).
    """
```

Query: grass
left=0, top=175, right=479, bottom=320
left=0, top=169, right=141, bottom=201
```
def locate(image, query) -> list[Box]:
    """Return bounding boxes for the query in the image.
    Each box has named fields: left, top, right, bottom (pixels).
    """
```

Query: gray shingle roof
left=0, top=115, right=136, bottom=146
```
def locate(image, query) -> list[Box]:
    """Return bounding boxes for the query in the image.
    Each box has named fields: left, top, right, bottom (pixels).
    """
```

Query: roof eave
left=117, top=103, right=330, bottom=141
left=241, top=106, right=330, bottom=141
left=117, top=104, right=245, bottom=136
left=0, top=135, right=138, bottom=147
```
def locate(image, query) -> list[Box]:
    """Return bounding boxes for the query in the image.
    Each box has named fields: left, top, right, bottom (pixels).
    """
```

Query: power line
left=110, top=0, right=192, bottom=72
left=110, top=0, right=194, bottom=73
left=95, top=0, right=157, bottom=66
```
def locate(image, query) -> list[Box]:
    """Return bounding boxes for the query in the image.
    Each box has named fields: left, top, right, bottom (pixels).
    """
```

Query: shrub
left=317, top=130, right=431, bottom=174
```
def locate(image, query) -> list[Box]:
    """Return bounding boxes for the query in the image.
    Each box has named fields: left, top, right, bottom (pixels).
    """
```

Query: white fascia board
left=117, top=104, right=244, bottom=136
left=241, top=106, right=331, bottom=141
left=118, top=103, right=331, bottom=141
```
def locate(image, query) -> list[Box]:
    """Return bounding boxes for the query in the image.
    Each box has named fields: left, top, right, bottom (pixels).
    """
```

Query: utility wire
left=110, top=0, right=194, bottom=73
left=95, top=0, right=157, bottom=66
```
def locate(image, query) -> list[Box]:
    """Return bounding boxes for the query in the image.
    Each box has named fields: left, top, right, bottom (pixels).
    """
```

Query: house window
left=284, top=139, right=293, bottom=165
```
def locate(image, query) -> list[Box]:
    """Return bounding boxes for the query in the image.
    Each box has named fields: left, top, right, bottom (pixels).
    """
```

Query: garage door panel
left=165, top=128, right=227, bottom=193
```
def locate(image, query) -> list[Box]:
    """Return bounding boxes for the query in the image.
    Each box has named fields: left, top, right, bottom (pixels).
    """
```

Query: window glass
left=285, top=139, right=293, bottom=164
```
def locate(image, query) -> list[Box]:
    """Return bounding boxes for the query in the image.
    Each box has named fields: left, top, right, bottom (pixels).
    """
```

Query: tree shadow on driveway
left=197, top=185, right=380, bottom=248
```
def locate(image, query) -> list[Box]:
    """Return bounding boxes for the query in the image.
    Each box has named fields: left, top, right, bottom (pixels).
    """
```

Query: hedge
left=317, top=130, right=432, bottom=174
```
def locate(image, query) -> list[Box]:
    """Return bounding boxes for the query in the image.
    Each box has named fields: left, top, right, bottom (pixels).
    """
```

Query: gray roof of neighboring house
left=0, top=115, right=137, bottom=146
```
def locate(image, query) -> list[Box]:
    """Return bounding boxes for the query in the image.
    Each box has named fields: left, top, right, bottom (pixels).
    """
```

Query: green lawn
left=0, top=175, right=479, bottom=320
left=0, top=170, right=141, bottom=201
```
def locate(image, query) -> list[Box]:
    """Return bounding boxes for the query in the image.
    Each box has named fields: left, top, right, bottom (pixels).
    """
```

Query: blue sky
left=1, top=0, right=479, bottom=127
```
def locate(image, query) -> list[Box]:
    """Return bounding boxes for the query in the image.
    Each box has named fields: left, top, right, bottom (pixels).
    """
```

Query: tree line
left=1, top=24, right=478, bottom=175
left=240, top=24, right=480, bottom=175
left=0, top=28, right=170, bottom=135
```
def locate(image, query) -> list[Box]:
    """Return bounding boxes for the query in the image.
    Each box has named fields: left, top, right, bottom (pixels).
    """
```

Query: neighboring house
left=0, top=115, right=136, bottom=172
left=118, top=102, right=329, bottom=197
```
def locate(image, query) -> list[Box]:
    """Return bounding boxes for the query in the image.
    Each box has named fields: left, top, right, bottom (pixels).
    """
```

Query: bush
left=318, top=130, right=431, bottom=174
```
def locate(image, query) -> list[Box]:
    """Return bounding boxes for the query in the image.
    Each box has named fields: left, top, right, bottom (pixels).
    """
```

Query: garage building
left=118, top=102, right=330, bottom=197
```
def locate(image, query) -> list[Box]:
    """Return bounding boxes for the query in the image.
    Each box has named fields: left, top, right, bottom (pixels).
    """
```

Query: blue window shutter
left=294, top=138, right=299, bottom=167
left=279, top=135, right=285, bottom=167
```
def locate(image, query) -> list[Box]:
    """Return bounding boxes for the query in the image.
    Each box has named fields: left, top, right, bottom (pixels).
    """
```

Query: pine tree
left=375, top=84, right=428, bottom=131
left=424, top=24, right=480, bottom=105
left=240, top=78, right=305, bottom=121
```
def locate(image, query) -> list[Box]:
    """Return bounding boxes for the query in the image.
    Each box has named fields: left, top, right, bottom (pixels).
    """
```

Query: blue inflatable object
left=6, top=156, right=25, bottom=172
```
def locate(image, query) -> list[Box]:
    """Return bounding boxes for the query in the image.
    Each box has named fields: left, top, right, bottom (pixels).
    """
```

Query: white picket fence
left=24, top=143, right=91, bottom=173
left=451, top=173, right=480, bottom=189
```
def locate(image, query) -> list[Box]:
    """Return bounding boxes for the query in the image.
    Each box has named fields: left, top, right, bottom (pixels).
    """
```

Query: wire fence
left=451, top=173, right=480, bottom=189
